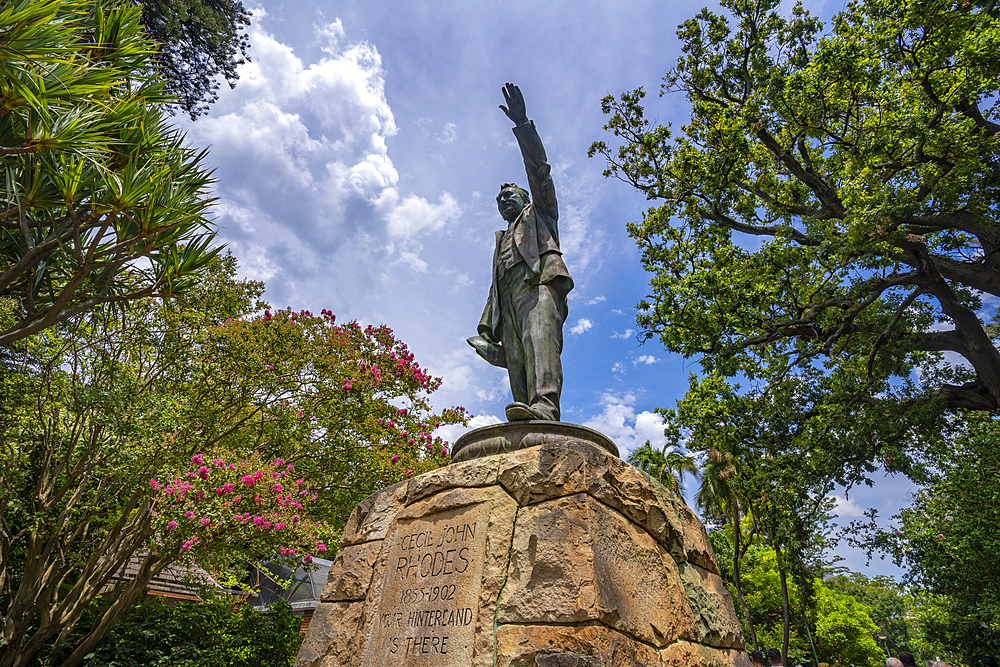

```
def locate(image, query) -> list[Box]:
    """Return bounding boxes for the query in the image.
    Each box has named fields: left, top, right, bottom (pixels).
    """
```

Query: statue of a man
left=467, top=83, right=574, bottom=422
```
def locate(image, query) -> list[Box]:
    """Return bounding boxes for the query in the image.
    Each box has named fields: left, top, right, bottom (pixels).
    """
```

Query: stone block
left=341, top=480, right=408, bottom=547
left=405, top=454, right=502, bottom=505
left=297, top=429, right=744, bottom=667
left=321, top=540, right=383, bottom=602
left=660, top=640, right=750, bottom=667
left=497, top=493, right=696, bottom=647
left=676, top=562, right=744, bottom=649
left=495, top=624, right=663, bottom=667
left=294, top=601, right=364, bottom=667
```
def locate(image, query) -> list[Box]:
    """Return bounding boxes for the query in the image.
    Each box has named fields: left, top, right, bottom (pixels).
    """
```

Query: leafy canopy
left=591, top=0, right=1000, bottom=422
left=0, top=254, right=465, bottom=667
left=0, top=0, right=220, bottom=347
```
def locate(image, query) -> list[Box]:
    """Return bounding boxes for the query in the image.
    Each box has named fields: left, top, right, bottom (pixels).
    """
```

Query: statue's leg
left=498, top=273, right=529, bottom=406
left=520, top=282, right=567, bottom=421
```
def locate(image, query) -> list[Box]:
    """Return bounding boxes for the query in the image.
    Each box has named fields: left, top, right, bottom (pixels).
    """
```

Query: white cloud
left=177, top=14, right=460, bottom=307
left=570, top=318, right=593, bottom=335
left=829, top=494, right=866, bottom=519
left=611, top=308, right=623, bottom=315
left=586, top=295, right=606, bottom=305
left=435, top=413, right=503, bottom=448
left=387, top=193, right=461, bottom=237
left=634, top=354, right=658, bottom=365
left=612, top=329, right=635, bottom=340
left=582, top=392, right=666, bottom=456
left=437, top=122, right=457, bottom=144
left=398, top=251, right=429, bottom=273
left=611, top=362, right=625, bottom=373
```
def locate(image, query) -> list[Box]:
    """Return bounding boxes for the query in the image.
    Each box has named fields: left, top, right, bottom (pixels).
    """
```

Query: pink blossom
left=271, top=458, right=285, bottom=467
left=198, top=466, right=209, bottom=480
left=167, top=521, right=178, bottom=530
left=266, top=364, right=274, bottom=371
left=391, top=456, right=399, bottom=463
left=186, top=472, right=196, bottom=478
left=199, top=517, right=211, bottom=526
left=264, top=309, right=272, bottom=321
left=286, top=464, right=294, bottom=471
left=894, top=530, right=902, bottom=537
left=184, top=511, right=196, bottom=519
left=275, top=523, right=286, bottom=530
left=292, top=515, right=300, bottom=523
left=191, top=454, right=205, bottom=464
left=263, top=521, right=272, bottom=530
left=937, top=534, right=945, bottom=540
left=181, top=539, right=196, bottom=551
left=316, top=543, right=327, bottom=553
left=229, top=463, right=236, bottom=470
left=241, top=475, right=257, bottom=487
left=272, top=483, right=283, bottom=493
left=304, top=554, right=313, bottom=564
left=223, top=482, right=234, bottom=493
left=149, top=479, right=161, bottom=489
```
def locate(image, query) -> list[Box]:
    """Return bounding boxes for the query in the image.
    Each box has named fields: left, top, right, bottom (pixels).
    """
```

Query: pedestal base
left=296, top=426, right=748, bottom=667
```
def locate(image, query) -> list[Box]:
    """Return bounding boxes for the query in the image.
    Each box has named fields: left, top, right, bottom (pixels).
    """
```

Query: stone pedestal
left=295, top=425, right=749, bottom=667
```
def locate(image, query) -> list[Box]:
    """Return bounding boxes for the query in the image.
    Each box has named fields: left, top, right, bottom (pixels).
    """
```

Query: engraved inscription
left=362, top=504, right=488, bottom=666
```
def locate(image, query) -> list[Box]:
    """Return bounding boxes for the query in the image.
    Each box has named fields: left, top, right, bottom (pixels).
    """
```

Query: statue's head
left=497, top=183, right=529, bottom=222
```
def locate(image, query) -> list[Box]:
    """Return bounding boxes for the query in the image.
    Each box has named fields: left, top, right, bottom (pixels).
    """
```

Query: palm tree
left=697, top=447, right=760, bottom=652
left=628, top=441, right=697, bottom=502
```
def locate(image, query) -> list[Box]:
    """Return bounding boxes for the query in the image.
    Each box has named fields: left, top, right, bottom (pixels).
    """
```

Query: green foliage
left=0, top=0, right=220, bottom=347
left=813, top=583, right=884, bottom=667
left=140, top=0, right=253, bottom=119
left=592, top=0, right=1000, bottom=493
left=825, top=573, right=912, bottom=659
left=878, top=416, right=1000, bottom=661
left=710, top=530, right=886, bottom=667
left=626, top=440, right=697, bottom=499
left=65, top=599, right=301, bottom=667
left=0, top=254, right=466, bottom=667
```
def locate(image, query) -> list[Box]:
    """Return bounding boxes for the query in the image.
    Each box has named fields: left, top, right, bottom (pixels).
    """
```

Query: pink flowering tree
left=0, top=255, right=467, bottom=667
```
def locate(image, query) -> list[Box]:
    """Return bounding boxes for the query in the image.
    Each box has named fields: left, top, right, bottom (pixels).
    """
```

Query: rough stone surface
left=660, top=641, right=755, bottom=667
left=405, top=455, right=501, bottom=505
left=676, top=563, right=744, bottom=649
left=321, top=541, right=382, bottom=602
left=295, top=601, right=364, bottom=667
left=341, top=480, right=408, bottom=547
left=296, top=439, right=745, bottom=667
left=496, top=625, right=663, bottom=667
left=497, top=493, right=696, bottom=647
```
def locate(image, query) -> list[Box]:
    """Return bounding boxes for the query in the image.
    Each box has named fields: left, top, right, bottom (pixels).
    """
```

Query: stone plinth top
left=451, top=421, right=618, bottom=463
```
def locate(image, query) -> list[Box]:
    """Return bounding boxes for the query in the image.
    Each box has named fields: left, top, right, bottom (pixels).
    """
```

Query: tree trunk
left=774, top=543, right=791, bottom=666
left=732, top=511, right=758, bottom=651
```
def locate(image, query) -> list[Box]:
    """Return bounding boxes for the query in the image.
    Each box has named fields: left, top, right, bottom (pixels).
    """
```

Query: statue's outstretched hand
left=499, top=82, right=528, bottom=126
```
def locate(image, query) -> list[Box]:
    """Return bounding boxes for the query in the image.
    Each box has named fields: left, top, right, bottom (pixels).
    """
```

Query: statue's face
left=497, top=187, right=526, bottom=222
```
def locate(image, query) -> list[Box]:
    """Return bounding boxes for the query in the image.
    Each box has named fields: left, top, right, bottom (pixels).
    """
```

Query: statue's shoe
left=505, top=402, right=551, bottom=422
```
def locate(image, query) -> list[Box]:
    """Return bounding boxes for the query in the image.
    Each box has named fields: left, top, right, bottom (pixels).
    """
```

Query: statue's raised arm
left=467, top=83, right=574, bottom=423
left=501, top=83, right=558, bottom=226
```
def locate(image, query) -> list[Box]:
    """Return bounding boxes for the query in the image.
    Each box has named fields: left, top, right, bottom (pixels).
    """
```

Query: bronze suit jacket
left=478, top=120, right=574, bottom=344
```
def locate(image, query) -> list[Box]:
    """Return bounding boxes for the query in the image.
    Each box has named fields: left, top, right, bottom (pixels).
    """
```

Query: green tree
left=879, top=416, right=1000, bottom=661
left=49, top=598, right=302, bottom=667
left=627, top=440, right=697, bottom=499
left=0, top=0, right=220, bottom=347
left=590, top=0, right=1000, bottom=462
left=711, top=531, right=886, bottom=667
left=826, top=573, right=913, bottom=659
left=139, top=0, right=252, bottom=119
left=813, top=583, right=885, bottom=667
left=0, top=255, right=466, bottom=667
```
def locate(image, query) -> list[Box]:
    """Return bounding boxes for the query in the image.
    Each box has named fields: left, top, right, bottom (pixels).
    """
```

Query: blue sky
left=175, top=0, right=914, bottom=577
